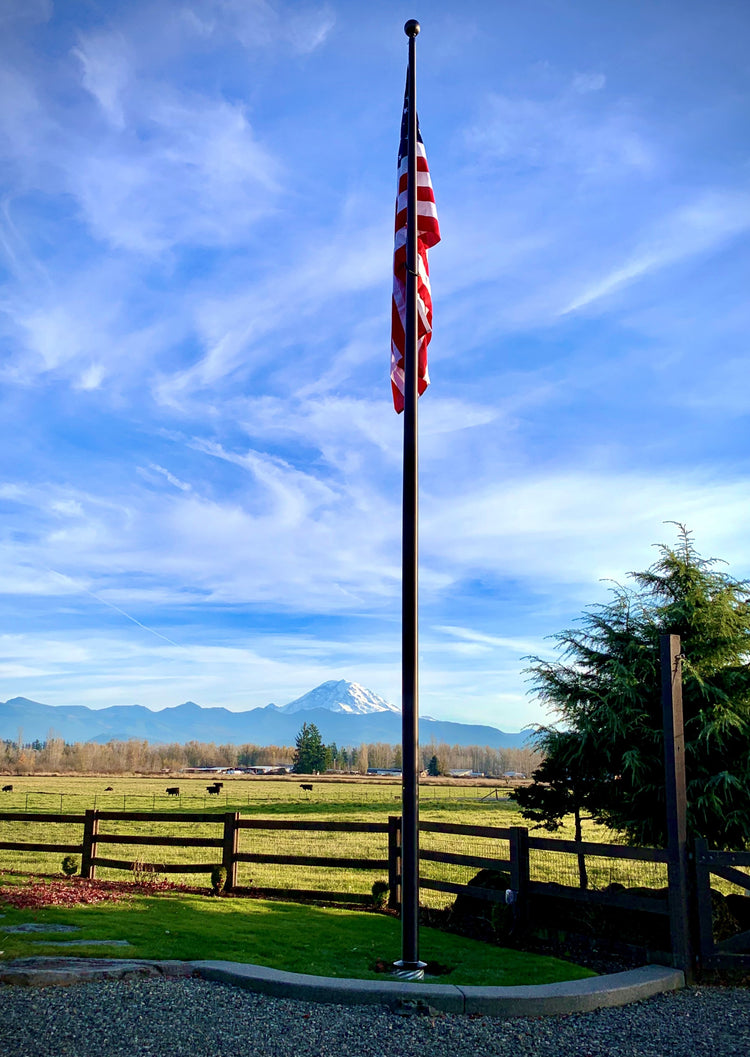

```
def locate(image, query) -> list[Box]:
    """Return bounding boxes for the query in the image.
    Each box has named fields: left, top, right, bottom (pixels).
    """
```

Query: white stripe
left=397, top=183, right=435, bottom=215
left=397, top=143, right=428, bottom=176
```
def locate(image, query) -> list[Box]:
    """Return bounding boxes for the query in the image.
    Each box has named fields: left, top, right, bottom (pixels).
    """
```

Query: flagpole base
left=393, top=959, right=426, bottom=981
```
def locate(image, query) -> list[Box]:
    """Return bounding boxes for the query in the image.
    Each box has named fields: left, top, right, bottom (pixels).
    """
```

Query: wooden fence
left=0, top=809, right=671, bottom=913
left=2, top=809, right=748, bottom=971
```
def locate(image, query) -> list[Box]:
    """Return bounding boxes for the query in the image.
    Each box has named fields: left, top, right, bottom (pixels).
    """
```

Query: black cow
left=1, top=784, right=12, bottom=792
left=166, top=787, right=180, bottom=796
left=105, top=786, right=113, bottom=791
left=300, top=783, right=313, bottom=793
left=207, top=785, right=221, bottom=794
left=213, top=781, right=224, bottom=788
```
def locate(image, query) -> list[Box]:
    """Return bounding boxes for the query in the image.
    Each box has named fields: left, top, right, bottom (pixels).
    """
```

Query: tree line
left=0, top=731, right=538, bottom=777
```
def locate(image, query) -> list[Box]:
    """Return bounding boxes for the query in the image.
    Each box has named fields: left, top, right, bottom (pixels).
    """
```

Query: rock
left=2, top=924, right=80, bottom=934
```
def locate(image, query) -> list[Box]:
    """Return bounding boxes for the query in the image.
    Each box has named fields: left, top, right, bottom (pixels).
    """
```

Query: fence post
left=222, top=812, right=240, bottom=891
left=388, top=815, right=402, bottom=909
left=693, top=837, right=714, bottom=971
left=81, top=809, right=99, bottom=879
left=660, top=633, right=694, bottom=981
left=509, top=826, right=530, bottom=931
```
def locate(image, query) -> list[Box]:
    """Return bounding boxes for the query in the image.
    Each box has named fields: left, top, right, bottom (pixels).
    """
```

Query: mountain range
left=0, top=679, right=529, bottom=749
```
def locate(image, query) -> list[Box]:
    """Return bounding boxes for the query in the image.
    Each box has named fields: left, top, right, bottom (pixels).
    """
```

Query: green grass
left=0, top=886, right=595, bottom=986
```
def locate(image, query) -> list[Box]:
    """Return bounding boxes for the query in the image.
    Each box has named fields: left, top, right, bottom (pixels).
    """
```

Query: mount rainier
left=278, top=680, right=401, bottom=716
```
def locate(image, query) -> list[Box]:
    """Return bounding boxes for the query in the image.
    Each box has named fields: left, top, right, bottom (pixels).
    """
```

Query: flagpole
left=395, top=16, right=425, bottom=980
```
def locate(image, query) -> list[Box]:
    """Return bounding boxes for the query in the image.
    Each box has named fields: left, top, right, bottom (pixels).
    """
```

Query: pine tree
left=292, top=722, right=326, bottom=774
left=514, top=527, right=750, bottom=850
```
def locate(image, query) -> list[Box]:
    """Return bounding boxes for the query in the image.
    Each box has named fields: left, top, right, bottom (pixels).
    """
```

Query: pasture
left=0, top=774, right=673, bottom=901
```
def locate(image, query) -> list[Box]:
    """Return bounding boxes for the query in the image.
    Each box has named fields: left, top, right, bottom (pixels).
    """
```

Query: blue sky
left=1, top=0, right=749, bottom=731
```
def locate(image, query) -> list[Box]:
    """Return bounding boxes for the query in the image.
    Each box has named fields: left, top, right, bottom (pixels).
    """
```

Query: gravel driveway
left=0, top=977, right=748, bottom=1057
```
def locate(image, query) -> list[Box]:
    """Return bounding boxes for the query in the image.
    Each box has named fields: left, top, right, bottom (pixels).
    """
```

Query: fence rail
left=528, top=836, right=669, bottom=862
left=0, top=809, right=670, bottom=914
left=2, top=807, right=749, bottom=973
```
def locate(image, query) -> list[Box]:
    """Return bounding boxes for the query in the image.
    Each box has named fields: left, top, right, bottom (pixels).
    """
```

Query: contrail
left=46, top=569, right=182, bottom=648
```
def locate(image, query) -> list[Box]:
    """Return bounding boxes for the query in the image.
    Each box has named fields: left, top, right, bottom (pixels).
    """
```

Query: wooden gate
left=694, top=838, right=750, bottom=969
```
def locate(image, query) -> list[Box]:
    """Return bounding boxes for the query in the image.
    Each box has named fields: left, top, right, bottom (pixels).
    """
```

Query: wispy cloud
left=562, top=191, right=750, bottom=314
left=183, top=0, right=335, bottom=55
left=466, top=79, right=655, bottom=181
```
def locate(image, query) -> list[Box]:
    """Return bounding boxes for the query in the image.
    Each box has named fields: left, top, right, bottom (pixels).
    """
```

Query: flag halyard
left=391, top=81, right=440, bottom=413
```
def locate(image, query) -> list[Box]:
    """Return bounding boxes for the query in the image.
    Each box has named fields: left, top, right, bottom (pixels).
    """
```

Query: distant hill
left=0, top=682, right=530, bottom=749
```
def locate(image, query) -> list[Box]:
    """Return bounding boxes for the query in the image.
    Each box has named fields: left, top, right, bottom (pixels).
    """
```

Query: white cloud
left=433, top=625, right=552, bottom=656
left=68, top=92, right=282, bottom=253
left=72, top=31, right=132, bottom=128
left=189, top=0, right=335, bottom=55
left=286, top=3, right=335, bottom=53
left=571, top=72, right=606, bottom=94
left=562, top=191, right=750, bottom=314
left=139, top=465, right=193, bottom=492
left=50, top=499, right=84, bottom=518
left=466, top=88, right=654, bottom=180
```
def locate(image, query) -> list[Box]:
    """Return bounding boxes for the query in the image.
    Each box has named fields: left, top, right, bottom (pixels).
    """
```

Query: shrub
left=61, top=855, right=79, bottom=877
left=371, top=880, right=390, bottom=909
left=131, top=860, right=162, bottom=887
left=210, top=864, right=228, bottom=895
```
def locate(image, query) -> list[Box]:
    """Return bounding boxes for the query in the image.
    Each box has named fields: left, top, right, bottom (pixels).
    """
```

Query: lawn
left=0, top=879, right=595, bottom=986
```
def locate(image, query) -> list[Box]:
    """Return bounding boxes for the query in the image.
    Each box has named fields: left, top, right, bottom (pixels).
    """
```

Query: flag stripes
left=391, top=82, right=440, bottom=414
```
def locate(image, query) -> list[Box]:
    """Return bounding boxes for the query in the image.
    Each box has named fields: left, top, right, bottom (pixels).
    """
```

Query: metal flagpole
left=394, top=16, right=425, bottom=980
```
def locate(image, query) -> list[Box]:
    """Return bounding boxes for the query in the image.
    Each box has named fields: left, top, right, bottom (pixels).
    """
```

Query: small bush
left=371, top=880, right=390, bottom=909
left=131, top=860, right=163, bottom=887
left=210, top=864, right=228, bottom=895
left=61, top=855, right=79, bottom=877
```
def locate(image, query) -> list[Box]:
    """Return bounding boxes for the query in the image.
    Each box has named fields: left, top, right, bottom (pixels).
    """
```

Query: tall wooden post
left=81, top=809, right=99, bottom=879
left=388, top=815, right=402, bottom=910
left=509, top=826, right=530, bottom=933
left=660, top=633, right=694, bottom=981
left=222, top=812, right=240, bottom=891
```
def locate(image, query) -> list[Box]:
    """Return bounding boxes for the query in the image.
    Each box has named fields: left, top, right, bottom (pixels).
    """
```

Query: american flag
left=391, top=79, right=440, bottom=413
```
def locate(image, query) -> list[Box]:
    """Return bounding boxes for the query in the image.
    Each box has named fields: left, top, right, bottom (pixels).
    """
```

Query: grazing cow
left=300, top=783, right=313, bottom=793
left=166, top=787, right=180, bottom=796
left=207, top=785, right=221, bottom=794
left=105, top=786, right=114, bottom=791
left=213, top=781, right=223, bottom=788
left=1, top=784, right=12, bottom=792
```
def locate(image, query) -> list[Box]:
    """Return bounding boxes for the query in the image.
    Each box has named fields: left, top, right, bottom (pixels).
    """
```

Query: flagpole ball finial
left=404, top=19, right=420, bottom=37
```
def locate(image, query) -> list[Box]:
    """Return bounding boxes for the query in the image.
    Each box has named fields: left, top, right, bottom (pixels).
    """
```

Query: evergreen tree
left=292, top=722, right=326, bottom=774
left=427, top=755, right=441, bottom=777
left=511, top=730, right=598, bottom=886
left=514, top=527, right=750, bottom=850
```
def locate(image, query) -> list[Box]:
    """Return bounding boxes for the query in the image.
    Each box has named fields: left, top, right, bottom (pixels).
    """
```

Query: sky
left=1, top=0, right=749, bottom=732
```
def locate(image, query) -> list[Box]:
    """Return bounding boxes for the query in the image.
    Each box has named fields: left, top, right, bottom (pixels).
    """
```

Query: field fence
left=528, top=845, right=668, bottom=891
left=0, top=783, right=509, bottom=817
left=0, top=809, right=675, bottom=905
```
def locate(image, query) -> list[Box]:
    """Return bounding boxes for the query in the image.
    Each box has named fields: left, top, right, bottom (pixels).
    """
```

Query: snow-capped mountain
left=278, top=680, right=401, bottom=716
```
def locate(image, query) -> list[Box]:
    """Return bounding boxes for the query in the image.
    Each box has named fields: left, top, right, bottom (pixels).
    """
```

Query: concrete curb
left=0, top=957, right=685, bottom=1016
left=192, top=960, right=684, bottom=1015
